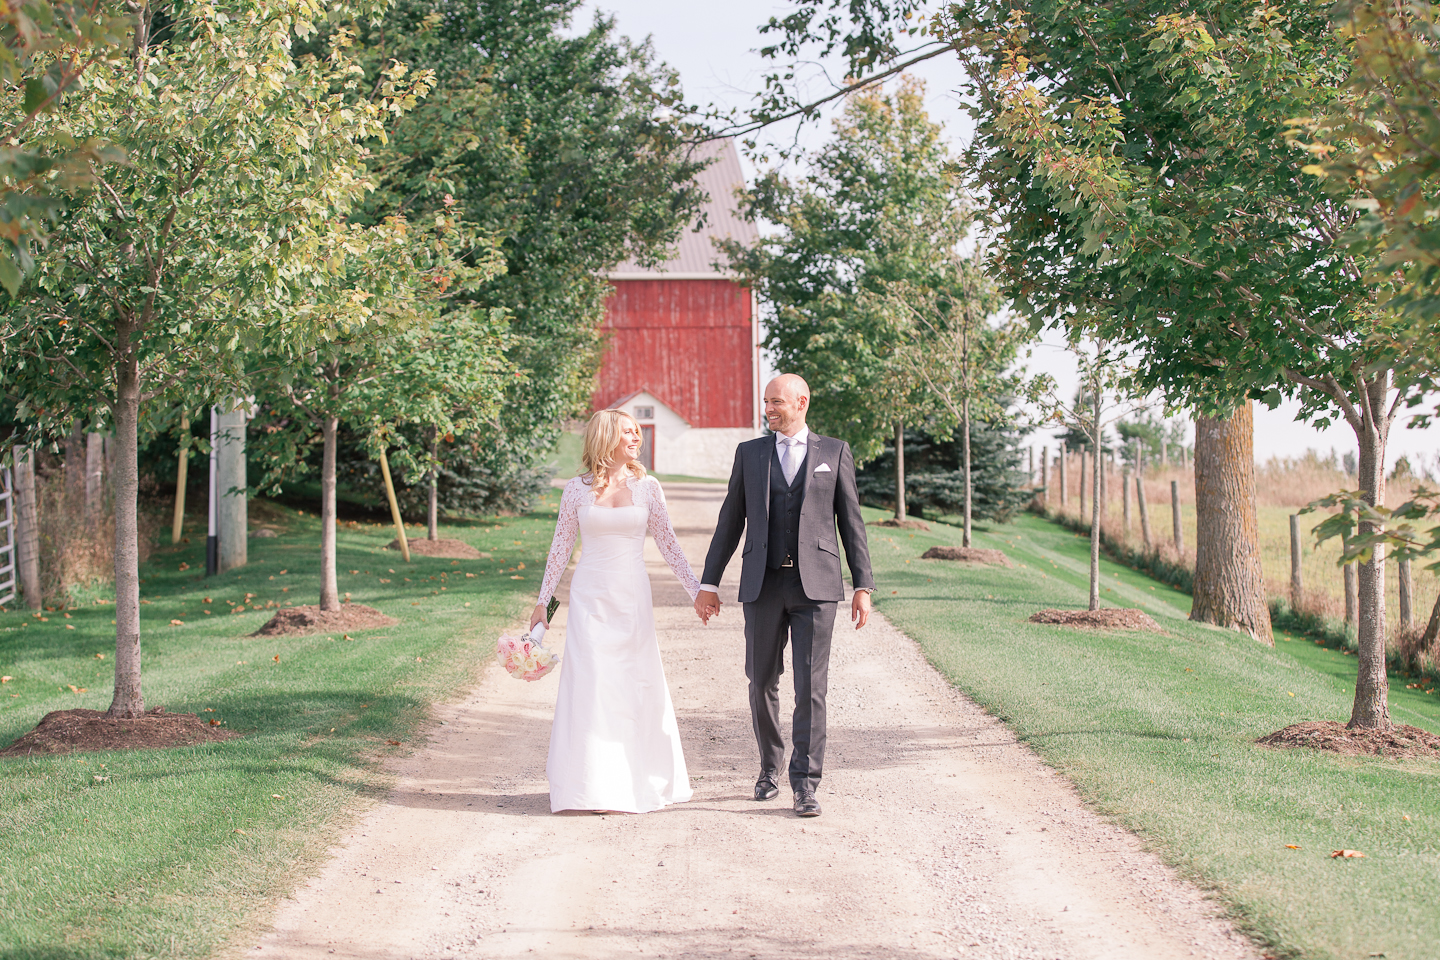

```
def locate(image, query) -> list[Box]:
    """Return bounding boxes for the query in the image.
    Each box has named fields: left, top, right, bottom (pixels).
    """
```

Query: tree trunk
left=1421, top=590, right=1440, bottom=647
left=1344, top=564, right=1357, bottom=627
left=1350, top=404, right=1391, bottom=730
left=12, top=445, right=41, bottom=611
left=1136, top=477, right=1152, bottom=549
left=108, top=320, right=144, bottom=719
left=85, top=433, right=105, bottom=521
left=319, top=411, right=340, bottom=612
left=1190, top=405, right=1273, bottom=643
left=962, top=399, right=972, bottom=548
left=427, top=427, right=439, bottom=541
left=894, top=421, right=906, bottom=522
left=1088, top=383, right=1101, bottom=611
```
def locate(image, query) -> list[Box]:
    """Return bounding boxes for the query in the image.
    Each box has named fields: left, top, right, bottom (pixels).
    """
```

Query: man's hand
left=695, top=589, right=721, bottom=624
left=850, top=589, right=872, bottom=629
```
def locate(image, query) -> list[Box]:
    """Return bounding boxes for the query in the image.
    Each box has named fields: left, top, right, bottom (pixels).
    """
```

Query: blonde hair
left=580, top=409, right=647, bottom=486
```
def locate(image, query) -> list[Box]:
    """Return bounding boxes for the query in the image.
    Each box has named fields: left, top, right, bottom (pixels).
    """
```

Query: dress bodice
left=537, top=474, right=700, bottom=604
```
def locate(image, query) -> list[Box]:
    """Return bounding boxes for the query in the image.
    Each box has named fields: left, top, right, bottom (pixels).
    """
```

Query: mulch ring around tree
left=1028, top=608, right=1163, bottom=631
left=1257, top=721, right=1440, bottom=760
left=868, top=518, right=931, bottom=531
left=251, top=604, right=398, bottom=638
left=0, top=708, right=240, bottom=757
left=921, top=546, right=1012, bottom=566
left=386, top=538, right=489, bottom=559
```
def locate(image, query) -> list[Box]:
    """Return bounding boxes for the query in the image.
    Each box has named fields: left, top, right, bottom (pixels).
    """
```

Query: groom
left=694, top=373, right=875, bottom=818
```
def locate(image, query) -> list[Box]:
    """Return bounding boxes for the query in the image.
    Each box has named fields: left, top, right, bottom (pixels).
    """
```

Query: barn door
left=639, top=425, right=655, bottom=471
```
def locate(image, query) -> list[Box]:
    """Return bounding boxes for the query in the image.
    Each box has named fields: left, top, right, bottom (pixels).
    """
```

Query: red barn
left=592, top=139, right=762, bottom=477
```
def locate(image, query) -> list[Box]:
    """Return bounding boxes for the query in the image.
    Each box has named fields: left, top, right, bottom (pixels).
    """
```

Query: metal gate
left=0, top=467, right=15, bottom=608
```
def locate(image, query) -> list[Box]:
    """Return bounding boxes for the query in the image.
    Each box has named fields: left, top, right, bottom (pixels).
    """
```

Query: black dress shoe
left=793, top=790, right=821, bottom=817
left=754, top=775, right=780, bottom=801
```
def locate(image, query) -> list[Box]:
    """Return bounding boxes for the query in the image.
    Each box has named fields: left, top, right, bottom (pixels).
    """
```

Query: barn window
left=633, top=405, right=655, bottom=420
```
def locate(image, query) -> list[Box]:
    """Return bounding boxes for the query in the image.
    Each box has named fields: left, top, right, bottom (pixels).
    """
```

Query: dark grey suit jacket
left=701, top=432, right=875, bottom=603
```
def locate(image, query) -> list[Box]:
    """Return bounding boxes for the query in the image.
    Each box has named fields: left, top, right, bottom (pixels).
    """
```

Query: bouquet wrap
left=497, top=597, right=560, bottom=681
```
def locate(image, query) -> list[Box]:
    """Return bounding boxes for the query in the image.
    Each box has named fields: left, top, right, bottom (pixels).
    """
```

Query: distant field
left=1041, top=457, right=1438, bottom=638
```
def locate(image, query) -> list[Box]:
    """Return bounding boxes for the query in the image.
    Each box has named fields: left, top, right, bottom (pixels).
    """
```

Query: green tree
left=332, top=0, right=708, bottom=501
left=1, top=0, right=131, bottom=292
left=0, top=0, right=434, bottom=717
left=723, top=78, right=967, bottom=483
left=855, top=414, right=1031, bottom=523
left=1296, top=0, right=1440, bottom=327
left=867, top=251, right=1023, bottom=544
left=250, top=297, right=509, bottom=612
left=935, top=1, right=1400, bottom=698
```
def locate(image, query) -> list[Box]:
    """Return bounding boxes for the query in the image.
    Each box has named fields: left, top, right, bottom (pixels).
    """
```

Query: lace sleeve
left=537, top=478, right=585, bottom=605
left=644, top=477, right=701, bottom=600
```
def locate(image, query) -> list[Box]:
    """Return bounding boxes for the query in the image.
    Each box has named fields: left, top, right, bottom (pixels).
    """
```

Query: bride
left=531, top=409, right=700, bottom=814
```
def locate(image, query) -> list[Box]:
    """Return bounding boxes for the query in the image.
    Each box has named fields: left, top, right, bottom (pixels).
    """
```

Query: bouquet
left=497, top=597, right=560, bottom=681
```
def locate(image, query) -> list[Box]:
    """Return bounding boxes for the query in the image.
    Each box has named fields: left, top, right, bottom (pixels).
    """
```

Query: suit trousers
left=743, top=565, right=837, bottom=793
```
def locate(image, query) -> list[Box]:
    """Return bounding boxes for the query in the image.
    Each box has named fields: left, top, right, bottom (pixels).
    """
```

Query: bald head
left=763, top=373, right=811, bottom=436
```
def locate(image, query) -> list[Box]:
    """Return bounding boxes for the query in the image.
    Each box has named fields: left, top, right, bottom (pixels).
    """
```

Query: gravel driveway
left=253, top=481, right=1260, bottom=960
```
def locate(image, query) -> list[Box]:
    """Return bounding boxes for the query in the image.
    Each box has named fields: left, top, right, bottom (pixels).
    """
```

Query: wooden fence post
left=12, top=445, right=41, bottom=610
left=1042, top=451, right=1050, bottom=504
left=1122, top=470, right=1131, bottom=533
left=1398, top=558, right=1414, bottom=632
left=1136, top=477, right=1152, bottom=549
left=1289, top=514, right=1302, bottom=610
left=1058, top=442, right=1068, bottom=508
left=1170, top=479, right=1184, bottom=553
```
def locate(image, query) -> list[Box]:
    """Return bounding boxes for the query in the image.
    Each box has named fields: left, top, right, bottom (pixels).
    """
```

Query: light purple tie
left=781, top=436, right=801, bottom=485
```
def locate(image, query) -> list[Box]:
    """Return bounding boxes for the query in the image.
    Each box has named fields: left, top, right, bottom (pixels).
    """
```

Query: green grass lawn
left=0, top=495, right=560, bottom=960
left=866, top=509, right=1440, bottom=960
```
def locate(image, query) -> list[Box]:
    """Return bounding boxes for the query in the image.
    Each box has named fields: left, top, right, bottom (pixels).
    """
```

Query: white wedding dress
left=537, top=473, right=700, bottom=813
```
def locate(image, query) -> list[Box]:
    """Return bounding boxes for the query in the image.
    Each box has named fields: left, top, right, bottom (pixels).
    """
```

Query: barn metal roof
left=608, top=138, right=758, bottom=280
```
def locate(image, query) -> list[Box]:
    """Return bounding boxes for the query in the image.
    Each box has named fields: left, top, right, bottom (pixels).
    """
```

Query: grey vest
left=767, top=441, right=807, bottom=569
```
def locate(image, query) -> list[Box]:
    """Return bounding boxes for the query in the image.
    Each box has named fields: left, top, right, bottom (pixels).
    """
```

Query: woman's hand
left=529, top=602, right=550, bottom=631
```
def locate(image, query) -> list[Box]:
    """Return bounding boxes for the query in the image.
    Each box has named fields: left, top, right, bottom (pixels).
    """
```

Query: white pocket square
left=814, top=463, right=832, bottom=473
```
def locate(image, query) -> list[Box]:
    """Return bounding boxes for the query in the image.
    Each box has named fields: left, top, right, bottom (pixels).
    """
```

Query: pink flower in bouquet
left=496, top=630, right=559, bottom=681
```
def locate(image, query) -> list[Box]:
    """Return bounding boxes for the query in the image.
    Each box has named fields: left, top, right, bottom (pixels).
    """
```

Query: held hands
left=694, top=589, right=721, bottom=624
left=850, top=589, right=872, bottom=629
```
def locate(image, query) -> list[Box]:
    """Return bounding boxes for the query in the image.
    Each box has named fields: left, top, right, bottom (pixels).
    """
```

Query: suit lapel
left=753, top=437, right=773, bottom=522
left=802, top=434, right=824, bottom=502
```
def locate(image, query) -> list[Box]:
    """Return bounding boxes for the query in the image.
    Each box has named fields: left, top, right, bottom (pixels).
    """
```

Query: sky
left=573, top=0, right=1440, bottom=473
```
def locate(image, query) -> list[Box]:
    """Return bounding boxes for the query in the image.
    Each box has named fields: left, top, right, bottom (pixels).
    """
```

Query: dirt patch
left=1028, top=608, right=1163, bottom=631
left=1257, top=720, right=1440, bottom=760
left=922, top=546, right=1011, bottom=566
left=0, top=707, right=240, bottom=757
left=251, top=604, right=398, bottom=638
left=385, top=537, right=489, bottom=559
left=868, top=518, right=931, bottom=531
